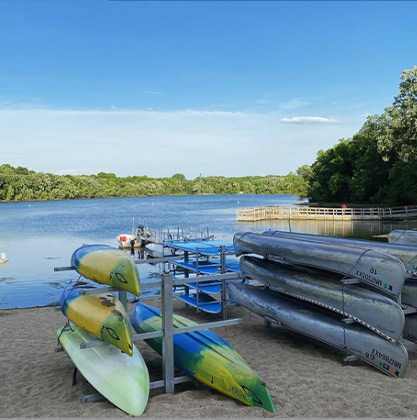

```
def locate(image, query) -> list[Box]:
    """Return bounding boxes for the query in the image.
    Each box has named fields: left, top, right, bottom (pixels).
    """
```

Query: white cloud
left=0, top=107, right=358, bottom=178
left=281, top=116, right=338, bottom=124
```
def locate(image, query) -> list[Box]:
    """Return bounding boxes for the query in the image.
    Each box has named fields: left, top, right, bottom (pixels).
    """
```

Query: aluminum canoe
left=401, top=279, right=417, bottom=307
left=388, top=230, right=417, bottom=247
left=227, top=282, right=408, bottom=378
left=262, top=230, right=417, bottom=276
left=403, top=314, right=417, bottom=343
left=233, top=232, right=406, bottom=297
left=240, top=256, right=404, bottom=342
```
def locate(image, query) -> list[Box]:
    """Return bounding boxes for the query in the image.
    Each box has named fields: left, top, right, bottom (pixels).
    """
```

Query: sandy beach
left=2, top=298, right=417, bottom=418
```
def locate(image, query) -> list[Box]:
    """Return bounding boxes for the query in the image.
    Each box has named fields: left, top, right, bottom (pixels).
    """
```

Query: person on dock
left=130, top=238, right=136, bottom=255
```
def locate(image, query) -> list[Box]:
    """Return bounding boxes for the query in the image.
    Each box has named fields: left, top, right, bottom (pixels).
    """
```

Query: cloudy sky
left=1, top=1, right=416, bottom=178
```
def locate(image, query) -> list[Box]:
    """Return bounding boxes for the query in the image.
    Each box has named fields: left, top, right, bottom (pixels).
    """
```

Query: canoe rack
left=54, top=261, right=242, bottom=402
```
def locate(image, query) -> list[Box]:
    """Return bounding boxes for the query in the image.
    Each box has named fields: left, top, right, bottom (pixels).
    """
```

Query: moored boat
left=116, top=233, right=139, bottom=249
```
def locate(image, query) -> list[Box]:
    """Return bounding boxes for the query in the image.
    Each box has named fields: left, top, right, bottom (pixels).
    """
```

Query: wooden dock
left=237, top=205, right=417, bottom=221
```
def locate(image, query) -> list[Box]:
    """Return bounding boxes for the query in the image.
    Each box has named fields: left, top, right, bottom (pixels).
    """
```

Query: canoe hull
left=240, top=256, right=404, bottom=342
left=227, top=282, right=408, bottom=378
left=388, top=230, right=417, bottom=247
left=130, top=302, right=276, bottom=413
left=233, top=232, right=405, bottom=297
left=402, top=280, right=417, bottom=307
left=262, top=230, right=417, bottom=275
left=57, top=322, right=149, bottom=416
left=71, top=244, right=140, bottom=295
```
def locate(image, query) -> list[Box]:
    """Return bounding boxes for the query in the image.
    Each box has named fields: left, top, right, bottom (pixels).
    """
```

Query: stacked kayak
left=60, top=282, right=133, bottom=356
left=130, top=302, right=277, bottom=413
left=232, top=231, right=414, bottom=377
left=58, top=322, right=149, bottom=416
left=58, top=244, right=149, bottom=415
left=71, top=244, right=141, bottom=296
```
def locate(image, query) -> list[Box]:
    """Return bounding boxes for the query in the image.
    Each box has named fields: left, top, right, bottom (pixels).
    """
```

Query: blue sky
left=1, top=1, right=416, bottom=178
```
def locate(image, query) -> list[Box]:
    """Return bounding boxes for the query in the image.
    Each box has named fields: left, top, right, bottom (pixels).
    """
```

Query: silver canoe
left=388, top=230, right=417, bottom=247
left=403, top=315, right=417, bottom=343
left=240, top=256, right=404, bottom=342
left=261, top=230, right=417, bottom=276
left=402, top=280, right=417, bottom=307
left=233, top=232, right=406, bottom=297
left=227, top=282, right=408, bottom=378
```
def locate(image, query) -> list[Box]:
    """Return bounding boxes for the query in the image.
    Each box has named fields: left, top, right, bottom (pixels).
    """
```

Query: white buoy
left=0, top=252, right=9, bottom=264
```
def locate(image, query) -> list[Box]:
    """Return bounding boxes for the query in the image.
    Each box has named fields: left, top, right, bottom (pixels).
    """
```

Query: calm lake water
left=1, top=194, right=416, bottom=309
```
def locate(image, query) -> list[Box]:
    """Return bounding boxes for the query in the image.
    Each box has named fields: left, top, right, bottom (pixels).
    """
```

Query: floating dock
left=237, top=205, right=417, bottom=221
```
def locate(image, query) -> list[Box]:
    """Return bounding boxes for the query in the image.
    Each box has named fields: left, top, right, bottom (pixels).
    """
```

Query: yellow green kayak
left=71, top=244, right=140, bottom=296
left=60, top=282, right=133, bottom=356
left=58, top=322, right=149, bottom=416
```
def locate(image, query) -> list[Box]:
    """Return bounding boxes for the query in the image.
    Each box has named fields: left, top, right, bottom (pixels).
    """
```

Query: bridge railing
left=237, top=205, right=417, bottom=221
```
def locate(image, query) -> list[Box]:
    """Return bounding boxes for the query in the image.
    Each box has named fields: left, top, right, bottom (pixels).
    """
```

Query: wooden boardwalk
left=237, top=205, right=417, bottom=221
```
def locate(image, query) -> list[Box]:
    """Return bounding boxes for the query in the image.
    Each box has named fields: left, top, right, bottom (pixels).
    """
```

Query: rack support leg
left=162, top=272, right=175, bottom=394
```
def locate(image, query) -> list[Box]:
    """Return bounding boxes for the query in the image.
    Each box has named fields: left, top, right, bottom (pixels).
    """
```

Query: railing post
left=161, top=271, right=175, bottom=394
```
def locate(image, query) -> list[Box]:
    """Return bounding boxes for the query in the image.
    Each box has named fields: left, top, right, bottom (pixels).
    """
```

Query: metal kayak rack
left=54, top=260, right=242, bottom=401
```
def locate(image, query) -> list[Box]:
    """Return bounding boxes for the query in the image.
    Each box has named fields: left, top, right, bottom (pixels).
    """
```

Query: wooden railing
left=236, top=205, right=417, bottom=221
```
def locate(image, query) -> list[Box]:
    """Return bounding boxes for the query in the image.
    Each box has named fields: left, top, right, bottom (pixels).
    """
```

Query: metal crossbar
left=55, top=254, right=241, bottom=395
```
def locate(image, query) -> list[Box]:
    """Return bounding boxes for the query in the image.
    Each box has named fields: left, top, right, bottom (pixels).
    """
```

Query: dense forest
left=299, top=66, right=417, bottom=206
left=0, top=165, right=308, bottom=202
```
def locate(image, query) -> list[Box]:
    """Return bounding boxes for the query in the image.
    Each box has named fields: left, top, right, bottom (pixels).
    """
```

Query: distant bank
left=0, top=164, right=308, bottom=202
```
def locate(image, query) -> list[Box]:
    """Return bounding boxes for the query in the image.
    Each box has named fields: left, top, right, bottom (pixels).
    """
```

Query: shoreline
left=3, top=300, right=417, bottom=418
left=0, top=192, right=303, bottom=205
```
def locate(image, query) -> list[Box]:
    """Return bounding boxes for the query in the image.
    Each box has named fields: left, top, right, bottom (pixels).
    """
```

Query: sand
left=1, top=299, right=417, bottom=418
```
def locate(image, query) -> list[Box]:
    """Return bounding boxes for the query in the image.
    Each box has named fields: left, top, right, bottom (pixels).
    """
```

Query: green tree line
left=298, top=66, right=417, bottom=206
left=0, top=166, right=308, bottom=202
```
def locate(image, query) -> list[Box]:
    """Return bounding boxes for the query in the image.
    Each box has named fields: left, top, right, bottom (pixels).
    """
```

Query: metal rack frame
left=54, top=260, right=241, bottom=400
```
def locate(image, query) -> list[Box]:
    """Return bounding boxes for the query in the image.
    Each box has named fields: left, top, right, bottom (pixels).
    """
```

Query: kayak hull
left=130, top=302, right=276, bottom=413
left=60, top=282, right=133, bottom=356
left=71, top=244, right=140, bottom=295
left=57, top=322, right=149, bottom=416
